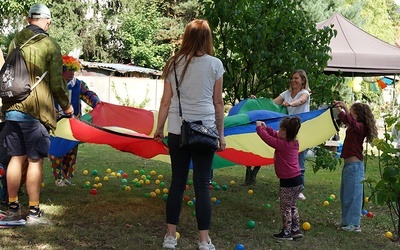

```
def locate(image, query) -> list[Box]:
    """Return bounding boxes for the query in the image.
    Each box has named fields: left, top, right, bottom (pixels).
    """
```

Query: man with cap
left=50, top=55, right=100, bottom=187
left=0, top=3, right=73, bottom=224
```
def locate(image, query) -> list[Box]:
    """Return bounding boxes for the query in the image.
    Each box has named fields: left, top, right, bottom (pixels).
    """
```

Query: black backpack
left=0, top=33, right=48, bottom=103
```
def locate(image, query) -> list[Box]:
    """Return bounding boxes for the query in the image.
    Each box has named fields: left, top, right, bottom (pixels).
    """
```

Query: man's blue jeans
left=340, top=161, right=364, bottom=226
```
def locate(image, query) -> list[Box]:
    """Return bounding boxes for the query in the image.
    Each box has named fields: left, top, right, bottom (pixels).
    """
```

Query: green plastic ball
left=247, top=220, right=256, bottom=229
left=92, top=170, right=98, bottom=176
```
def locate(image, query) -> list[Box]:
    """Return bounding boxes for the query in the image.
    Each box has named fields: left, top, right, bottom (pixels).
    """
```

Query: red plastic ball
left=90, top=189, right=98, bottom=195
left=366, top=212, right=374, bottom=218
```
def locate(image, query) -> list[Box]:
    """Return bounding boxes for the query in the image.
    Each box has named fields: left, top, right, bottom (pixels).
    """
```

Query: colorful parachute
left=50, top=100, right=339, bottom=168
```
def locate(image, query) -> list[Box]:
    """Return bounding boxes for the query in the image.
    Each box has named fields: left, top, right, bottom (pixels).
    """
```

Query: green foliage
left=204, top=0, right=339, bottom=106
left=111, top=82, right=150, bottom=108
left=309, top=145, right=341, bottom=173
left=365, top=114, right=400, bottom=237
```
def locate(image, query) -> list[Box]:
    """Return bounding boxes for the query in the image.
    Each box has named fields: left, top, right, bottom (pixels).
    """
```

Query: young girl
left=256, top=117, right=303, bottom=241
left=333, top=101, right=378, bottom=232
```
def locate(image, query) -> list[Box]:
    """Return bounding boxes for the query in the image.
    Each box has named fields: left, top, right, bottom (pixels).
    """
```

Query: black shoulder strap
left=174, top=61, right=183, bottom=119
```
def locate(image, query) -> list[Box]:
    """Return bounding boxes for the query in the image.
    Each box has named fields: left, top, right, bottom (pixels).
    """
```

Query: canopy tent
left=317, top=13, right=400, bottom=76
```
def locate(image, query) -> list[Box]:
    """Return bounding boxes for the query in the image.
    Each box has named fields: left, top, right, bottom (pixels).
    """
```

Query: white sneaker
left=64, top=179, right=76, bottom=186
left=298, top=192, right=306, bottom=200
left=55, top=179, right=67, bottom=187
left=163, top=234, right=177, bottom=249
left=198, top=239, right=216, bottom=250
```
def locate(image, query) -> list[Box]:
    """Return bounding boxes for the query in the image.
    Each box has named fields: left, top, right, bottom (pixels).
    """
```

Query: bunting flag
left=50, top=100, right=339, bottom=168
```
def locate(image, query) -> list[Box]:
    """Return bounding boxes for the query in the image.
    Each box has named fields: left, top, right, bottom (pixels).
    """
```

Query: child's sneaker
left=273, top=230, right=293, bottom=241
left=162, top=234, right=177, bottom=249
left=291, top=230, right=303, bottom=239
left=0, top=209, right=21, bottom=221
left=64, top=179, right=76, bottom=186
left=55, top=179, right=67, bottom=187
left=298, top=192, right=306, bottom=200
left=198, top=239, right=216, bottom=250
left=26, top=210, right=52, bottom=226
left=342, top=225, right=361, bottom=232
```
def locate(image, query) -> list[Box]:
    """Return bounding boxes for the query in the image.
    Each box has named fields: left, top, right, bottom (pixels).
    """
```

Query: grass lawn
left=0, top=143, right=398, bottom=249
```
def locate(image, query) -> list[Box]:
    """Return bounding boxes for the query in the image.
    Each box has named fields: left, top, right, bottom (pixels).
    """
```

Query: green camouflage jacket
left=2, top=26, right=71, bottom=132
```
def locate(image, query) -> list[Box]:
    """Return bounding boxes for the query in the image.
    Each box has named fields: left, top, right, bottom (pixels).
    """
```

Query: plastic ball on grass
left=150, top=170, right=156, bottom=176
left=385, top=231, right=393, bottom=239
left=302, top=222, right=311, bottom=231
left=160, top=182, right=166, bottom=188
left=330, top=194, right=336, bottom=200
left=90, top=189, right=98, bottom=195
left=214, top=185, right=221, bottom=191
left=366, top=212, right=374, bottom=218
left=163, top=188, right=169, bottom=194
left=214, top=200, right=221, bottom=205
left=145, top=193, right=150, bottom=198
left=122, top=173, right=128, bottom=178
left=139, top=169, right=145, bottom=175
left=247, top=190, right=254, bottom=195
left=116, top=173, right=121, bottom=177
left=323, top=201, right=329, bottom=207
left=125, top=186, right=131, bottom=191
left=0, top=165, right=5, bottom=177
left=145, top=179, right=151, bottom=185
left=176, top=232, right=180, bottom=240
left=150, top=192, right=157, bottom=197
left=183, top=195, right=190, bottom=201
left=158, top=175, right=163, bottom=180
left=92, top=170, right=98, bottom=176
left=362, top=209, right=368, bottom=215
left=93, top=184, right=98, bottom=189
left=247, top=220, right=256, bottom=229
left=211, top=197, right=217, bottom=203
left=185, top=184, right=190, bottom=190
left=163, top=194, right=168, bottom=201
left=41, top=182, right=45, bottom=188
left=187, top=179, right=193, bottom=185
left=111, top=172, right=116, bottom=176
left=187, top=201, right=194, bottom=207
left=155, top=189, right=161, bottom=194
left=97, top=183, right=103, bottom=188
left=327, top=196, right=334, bottom=202
left=235, top=244, right=245, bottom=250
left=230, top=180, right=235, bottom=185
left=83, top=170, right=88, bottom=175
left=155, top=180, right=161, bottom=185
left=103, top=176, right=109, bottom=181
left=265, top=204, right=271, bottom=208
left=121, top=179, right=128, bottom=185
left=106, top=168, right=111, bottom=173
left=133, top=170, right=139, bottom=175
left=94, top=176, right=100, bottom=182
left=135, top=182, right=142, bottom=187
left=222, top=185, right=228, bottom=190
left=365, top=197, right=370, bottom=203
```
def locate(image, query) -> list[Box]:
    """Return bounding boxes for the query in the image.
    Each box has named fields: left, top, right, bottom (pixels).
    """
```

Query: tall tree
left=205, top=0, right=339, bottom=107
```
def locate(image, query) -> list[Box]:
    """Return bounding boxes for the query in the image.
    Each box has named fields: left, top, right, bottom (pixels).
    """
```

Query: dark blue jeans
left=166, top=133, right=215, bottom=230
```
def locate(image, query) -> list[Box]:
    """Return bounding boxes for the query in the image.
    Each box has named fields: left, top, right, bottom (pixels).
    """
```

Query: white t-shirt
left=279, top=89, right=310, bottom=115
left=166, top=55, right=224, bottom=135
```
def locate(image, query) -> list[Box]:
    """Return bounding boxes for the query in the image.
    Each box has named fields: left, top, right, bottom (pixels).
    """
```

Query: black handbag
left=174, top=64, right=219, bottom=150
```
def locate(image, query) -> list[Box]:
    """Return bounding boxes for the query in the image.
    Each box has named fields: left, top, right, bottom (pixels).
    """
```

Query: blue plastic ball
left=235, top=243, right=245, bottom=250
left=362, top=209, right=368, bottom=215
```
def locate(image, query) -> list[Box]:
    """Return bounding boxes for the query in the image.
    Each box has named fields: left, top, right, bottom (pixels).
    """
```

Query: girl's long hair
left=162, top=19, right=213, bottom=85
left=280, top=117, right=301, bottom=141
left=351, top=103, right=378, bottom=143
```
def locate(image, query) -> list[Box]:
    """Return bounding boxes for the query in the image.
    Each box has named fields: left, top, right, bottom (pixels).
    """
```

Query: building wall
left=78, top=76, right=164, bottom=112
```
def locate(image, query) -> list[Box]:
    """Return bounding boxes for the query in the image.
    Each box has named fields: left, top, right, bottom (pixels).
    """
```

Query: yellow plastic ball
left=125, top=186, right=132, bottom=191
left=97, top=183, right=103, bottom=188
left=330, top=194, right=336, bottom=200
left=106, top=168, right=111, bottom=173
left=94, top=176, right=100, bottom=182
left=248, top=189, right=254, bottom=195
left=83, top=170, right=88, bottom=175
left=163, top=188, right=169, bottom=194
left=145, top=179, right=151, bottom=185
left=93, top=184, right=98, bottom=188
left=133, top=170, right=139, bottom=175
left=41, top=183, right=45, bottom=188
left=150, top=170, right=156, bottom=176
left=116, top=173, right=121, bottom=177
left=139, top=180, right=144, bottom=185
left=85, top=181, right=91, bottom=185
left=155, top=180, right=161, bottom=185
left=323, top=201, right=329, bottom=207
left=103, top=176, right=109, bottom=181
left=141, top=175, right=147, bottom=180
left=158, top=175, right=164, bottom=180
left=230, top=180, right=235, bottom=185
left=211, top=197, right=217, bottom=202
left=155, top=189, right=161, bottom=194
left=150, top=192, right=157, bottom=197
left=365, top=197, right=370, bottom=203
left=176, top=232, right=180, bottom=240
left=302, top=222, right=311, bottom=231
left=133, top=178, right=139, bottom=182
left=111, top=172, right=116, bottom=176
left=385, top=231, right=393, bottom=239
